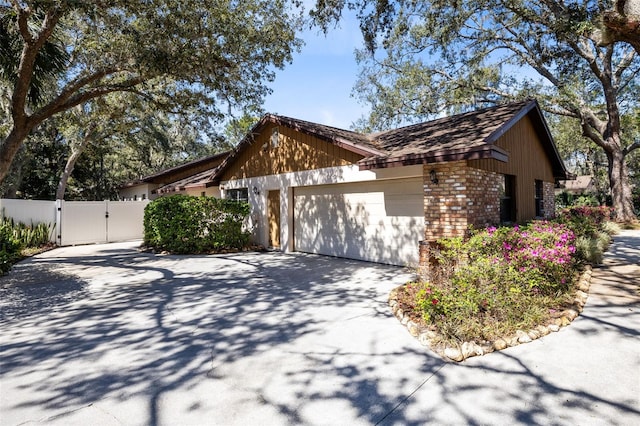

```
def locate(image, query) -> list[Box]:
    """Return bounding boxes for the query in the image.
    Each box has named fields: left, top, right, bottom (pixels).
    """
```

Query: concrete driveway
left=1, top=233, right=638, bottom=425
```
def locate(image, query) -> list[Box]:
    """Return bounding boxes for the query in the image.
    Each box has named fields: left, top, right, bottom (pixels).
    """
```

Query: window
left=500, top=174, right=516, bottom=223
left=270, top=127, right=279, bottom=148
left=535, top=180, right=544, bottom=217
left=226, top=188, right=249, bottom=202
left=142, top=194, right=146, bottom=200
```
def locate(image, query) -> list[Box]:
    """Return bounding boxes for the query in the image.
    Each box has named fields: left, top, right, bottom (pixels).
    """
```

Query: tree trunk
left=0, top=127, right=30, bottom=185
left=607, top=147, right=636, bottom=222
left=55, top=130, right=93, bottom=200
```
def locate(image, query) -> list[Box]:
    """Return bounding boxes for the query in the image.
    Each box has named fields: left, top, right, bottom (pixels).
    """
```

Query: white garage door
left=294, top=178, right=425, bottom=266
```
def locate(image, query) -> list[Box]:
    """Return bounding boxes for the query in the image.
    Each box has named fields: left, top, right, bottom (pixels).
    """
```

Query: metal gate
left=56, top=200, right=149, bottom=246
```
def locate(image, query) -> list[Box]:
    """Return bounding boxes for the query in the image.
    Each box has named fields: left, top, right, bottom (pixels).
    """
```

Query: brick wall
left=423, top=162, right=468, bottom=240
left=543, top=181, right=556, bottom=219
left=423, top=162, right=501, bottom=241
left=420, top=161, right=557, bottom=268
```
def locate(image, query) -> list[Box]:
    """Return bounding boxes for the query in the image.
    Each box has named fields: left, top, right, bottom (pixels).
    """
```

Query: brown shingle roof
left=209, top=99, right=570, bottom=184
left=154, top=166, right=220, bottom=195
left=359, top=100, right=529, bottom=168
left=128, top=151, right=230, bottom=186
left=359, top=100, right=569, bottom=179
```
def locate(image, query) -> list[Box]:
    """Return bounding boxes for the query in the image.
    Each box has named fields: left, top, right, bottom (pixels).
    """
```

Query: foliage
left=312, top=0, right=639, bottom=222
left=2, top=218, right=53, bottom=248
left=556, top=205, right=613, bottom=240
left=409, top=210, right=619, bottom=343
left=0, top=217, right=52, bottom=275
left=0, top=0, right=304, bottom=184
left=0, top=219, right=22, bottom=274
left=143, top=195, right=251, bottom=254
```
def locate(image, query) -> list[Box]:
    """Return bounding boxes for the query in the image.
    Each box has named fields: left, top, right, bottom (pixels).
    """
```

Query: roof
left=209, top=99, right=570, bottom=184
left=120, top=151, right=230, bottom=188
left=153, top=166, right=220, bottom=195
left=558, top=175, right=595, bottom=193
left=359, top=100, right=565, bottom=175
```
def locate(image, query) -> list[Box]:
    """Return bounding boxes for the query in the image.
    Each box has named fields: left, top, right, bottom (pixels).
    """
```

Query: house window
left=271, top=127, right=279, bottom=148
left=226, top=188, right=249, bottom=202
left=500, top=174, right=516, bottom=223
left=535, top=180, right=544, bottom=217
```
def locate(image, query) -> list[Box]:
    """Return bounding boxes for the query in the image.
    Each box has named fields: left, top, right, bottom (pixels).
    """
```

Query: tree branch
left=624, top=139, right=640, bottom=155
left=11, top=5, right=63, bottom=125
left=613, top=46, right=637, bottom=85
left=30, top=77, right=145, bottom=127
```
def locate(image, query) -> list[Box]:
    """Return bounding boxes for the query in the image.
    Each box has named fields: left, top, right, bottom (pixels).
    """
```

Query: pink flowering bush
left=557, top=206, right=612, bottom=239
left=413, top=220, right=581, bottom=342
left=465, top=221, right=577, bottom=294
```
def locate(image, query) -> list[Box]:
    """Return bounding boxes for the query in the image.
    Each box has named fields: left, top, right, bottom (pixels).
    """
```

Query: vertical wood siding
left=221, top=124, right=364, bottom=181
left=468, top=116, right=555, bottom=221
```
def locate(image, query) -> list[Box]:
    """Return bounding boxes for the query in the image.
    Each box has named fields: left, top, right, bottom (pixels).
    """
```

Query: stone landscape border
left=388, top=265, right=593, bottom=362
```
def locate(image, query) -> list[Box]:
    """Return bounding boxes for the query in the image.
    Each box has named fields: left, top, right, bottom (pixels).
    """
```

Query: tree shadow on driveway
left=1, top=237, right=638, bottom=425
left=0, top=245, right=443, bottom=425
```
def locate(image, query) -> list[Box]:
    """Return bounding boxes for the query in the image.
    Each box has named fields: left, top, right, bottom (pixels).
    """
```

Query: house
left=205, top=100, right=569, bottom=266
left=118, top=151, right=229, bottom=201
left=556, top=175, right=596, bottom=195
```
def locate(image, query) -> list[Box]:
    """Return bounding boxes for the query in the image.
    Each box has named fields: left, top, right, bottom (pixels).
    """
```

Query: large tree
left=0, top=0, right=303, bottom=184
left=313, top=0, right=640, bottom=222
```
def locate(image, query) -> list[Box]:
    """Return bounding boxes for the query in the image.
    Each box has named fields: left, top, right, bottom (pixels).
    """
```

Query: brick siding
left=543, top=181, right=556, bottom=219
left=423, top=162, right=501, bottom=241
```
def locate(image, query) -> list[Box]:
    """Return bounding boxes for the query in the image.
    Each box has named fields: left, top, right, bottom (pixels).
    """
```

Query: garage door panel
left=294, top=178, right=425, bottom=265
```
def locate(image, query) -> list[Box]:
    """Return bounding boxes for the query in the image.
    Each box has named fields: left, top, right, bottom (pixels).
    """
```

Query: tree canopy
left=312, top=0, right=640, bottom=221
left=0, top=0, right=304, bottom=184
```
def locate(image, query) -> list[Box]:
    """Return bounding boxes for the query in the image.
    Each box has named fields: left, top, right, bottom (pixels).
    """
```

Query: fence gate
left=56, top=200, right=149, bottom=246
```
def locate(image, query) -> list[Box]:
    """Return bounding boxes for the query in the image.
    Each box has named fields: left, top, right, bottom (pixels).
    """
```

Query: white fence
left=0, top=199, right=149, bottom=246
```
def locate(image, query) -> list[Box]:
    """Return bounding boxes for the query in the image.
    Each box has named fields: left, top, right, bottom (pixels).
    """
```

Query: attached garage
left=293, top=177, right=425, bottom=266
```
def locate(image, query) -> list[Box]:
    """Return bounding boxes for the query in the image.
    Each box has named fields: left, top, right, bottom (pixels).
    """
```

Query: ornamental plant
left=144, top=195, right=251, bottom=254
left=557, top=206, right=612, bottom=239
left=414, top=219, right=582, bottom=343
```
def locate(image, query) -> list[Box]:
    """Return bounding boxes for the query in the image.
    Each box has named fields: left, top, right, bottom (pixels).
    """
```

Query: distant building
left=118, top=152, right=230, bottom=201
left=556, top=175, right=596, bottom=196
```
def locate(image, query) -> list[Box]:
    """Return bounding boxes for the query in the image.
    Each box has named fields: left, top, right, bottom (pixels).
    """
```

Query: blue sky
left=263, top=16, right=368, bottom=130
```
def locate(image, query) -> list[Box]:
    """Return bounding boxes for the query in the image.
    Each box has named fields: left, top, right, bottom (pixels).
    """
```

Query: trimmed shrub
left=143, top=195, right=251, bottom=254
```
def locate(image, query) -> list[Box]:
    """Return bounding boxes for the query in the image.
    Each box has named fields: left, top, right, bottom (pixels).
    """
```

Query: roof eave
left=358, top=146, right=509, bottom=170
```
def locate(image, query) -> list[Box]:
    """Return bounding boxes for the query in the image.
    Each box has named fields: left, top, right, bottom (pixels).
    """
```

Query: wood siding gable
left=221, top=123, right=365, bottom=181
left=469, top=115, right=555, bottom=221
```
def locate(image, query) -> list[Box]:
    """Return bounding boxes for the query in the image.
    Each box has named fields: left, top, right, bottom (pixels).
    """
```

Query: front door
left=268, top=190, right=280, bottom=248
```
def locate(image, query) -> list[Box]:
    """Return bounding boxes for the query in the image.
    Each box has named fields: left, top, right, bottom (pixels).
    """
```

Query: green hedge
left=143, top=195, right=251, bottom=254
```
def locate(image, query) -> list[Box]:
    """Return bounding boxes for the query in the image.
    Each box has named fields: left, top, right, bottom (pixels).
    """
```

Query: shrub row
left=143, top=195, right=251, bottom=254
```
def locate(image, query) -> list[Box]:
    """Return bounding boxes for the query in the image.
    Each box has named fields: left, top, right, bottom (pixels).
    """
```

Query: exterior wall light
left=253, top=186, right=260, bottom=195
left=430, top=169, right=439, bottom=184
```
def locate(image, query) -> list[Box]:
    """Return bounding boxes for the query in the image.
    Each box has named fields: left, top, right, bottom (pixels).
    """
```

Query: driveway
left=1, top=233, right=638, bottom=425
